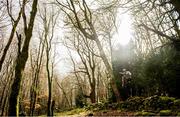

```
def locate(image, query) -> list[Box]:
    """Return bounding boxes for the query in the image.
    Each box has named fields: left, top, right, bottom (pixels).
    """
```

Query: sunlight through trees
left=0, top=0, right=179, bottom=116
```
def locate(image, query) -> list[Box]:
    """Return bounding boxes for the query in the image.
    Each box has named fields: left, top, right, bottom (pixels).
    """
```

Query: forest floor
left=40, top=96, right=180, bottom=116
left=55, top=108, right=137, bottom=116
left=54, top=108, right=180, bottom=116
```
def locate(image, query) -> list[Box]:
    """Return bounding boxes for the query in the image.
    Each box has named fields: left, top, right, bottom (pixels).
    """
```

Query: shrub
left=75, top=92, right=86, bottom=108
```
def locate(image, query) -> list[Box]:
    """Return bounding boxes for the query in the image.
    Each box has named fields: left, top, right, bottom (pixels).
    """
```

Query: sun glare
left=113, top=14, right=132, bottom=46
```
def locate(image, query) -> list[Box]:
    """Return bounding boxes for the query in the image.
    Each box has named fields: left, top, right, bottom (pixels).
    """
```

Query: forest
left=0, top=0, right=180, bottom=116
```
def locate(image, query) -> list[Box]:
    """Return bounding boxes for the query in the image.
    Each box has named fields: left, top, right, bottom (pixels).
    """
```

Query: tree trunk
left=8, top=0, right=38, bottom=116
left=46, top=44, right=53, bottom=116
left=90, top=85, right=96, bottom=103
left=46, top=39, right=53, bottom=116
left=51, top=100, right=55, bottom=116
left=29, top=40, right=44, bottom=116
left=56, top=0, right=121, bottom=102
left=0, top=7, right=22, bottom=72
left=173, top=41, right=180, bottom=98
left=1, top=94, right=8, bottom=116
left=47, top=81, right=52, bottom=116
left=94, top=37, right=121, bottom=102
left=8, top=54, right=24, bottom=115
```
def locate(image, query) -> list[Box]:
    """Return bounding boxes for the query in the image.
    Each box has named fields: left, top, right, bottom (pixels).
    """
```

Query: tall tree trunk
left=0, top=7, right=22, bottom=72
left=47, top=81, right=52, bottom=116
left=29, top=39, right=44, bottom=116
left=47, top=63, right=52, bottom=116
left=46, top=39, right=53, bottom=116
left=56, top=0, right=121, bottom=102
left=94, top=37, right=121, bottom=102
left=174, top=41, right=180, bottom=98
left=90, top=84, right=96, bottom=103
left=1, top=93, right=8, bottom=116
left=56, top=81, right=71, bottom=107
left=0, top=76, right=12, bottom=115
left=8, top=0, right=38, bottom=116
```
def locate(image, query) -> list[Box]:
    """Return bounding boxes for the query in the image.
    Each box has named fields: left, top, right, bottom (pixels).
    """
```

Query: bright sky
left=113, top=12, right=133, bottom=47
left=55, top=12, right=133, bottom=76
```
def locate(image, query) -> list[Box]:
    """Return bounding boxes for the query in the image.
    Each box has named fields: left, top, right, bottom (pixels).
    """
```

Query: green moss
left=85, top=102, right=109, bottom=111
left=160, top=96, right=175, bottom=101
left=174, top=99, right=180, bottom=106
left=56, top=108, right=87, bottom=116
left=143, top=95, right=160, bottom=110
left=125, top=96, right=144, bottom=111
left=177, top=112, right=180, bottom=116
left=159, top=110, right=172, bottom=116
left=172, top=99, right=180, bottom=111
left=135, top=111, right=156, bottom=116
left=143, top=96, right=176, bottom=110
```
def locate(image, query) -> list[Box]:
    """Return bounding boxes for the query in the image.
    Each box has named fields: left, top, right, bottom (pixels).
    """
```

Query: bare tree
left=29, top=34, right=45, bottom=116
left=0, top=55, right=14, bottom=116
left=0, top=0, right=23, bottom=72
left=56, top=0, right=121, bottom=102
left=56, top=78, right=71, bottom=107
left=8, top=0, right=38, bottom=115
left=39, top=3, right=59, bottom=116
left=67, top=32, right=100, bottom=103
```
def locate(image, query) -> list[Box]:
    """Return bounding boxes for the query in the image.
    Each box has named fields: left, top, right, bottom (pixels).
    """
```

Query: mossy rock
left=107, top=103, right=118, bottom=109
left=135, top=111, right=156, bottom=116
left=119, top=101, right=128, bottom=109
left=177, top=112, right=180, bottom=116
left=160, top=96, right=175, bottom=101
left=116, top=102, right=124, bottom=109
left=143, top=95, right=160, bottom=110
left=171, top=99, right=180, bottom=111
left=159, top=110, right=172, bottom=116
left=174, top=99, right=180, bottom=106
left=143, top=95, right=175, bottom=110
left=159, top=96, right=175, bottom=109
left=125, top=96, right=144, bottom=111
